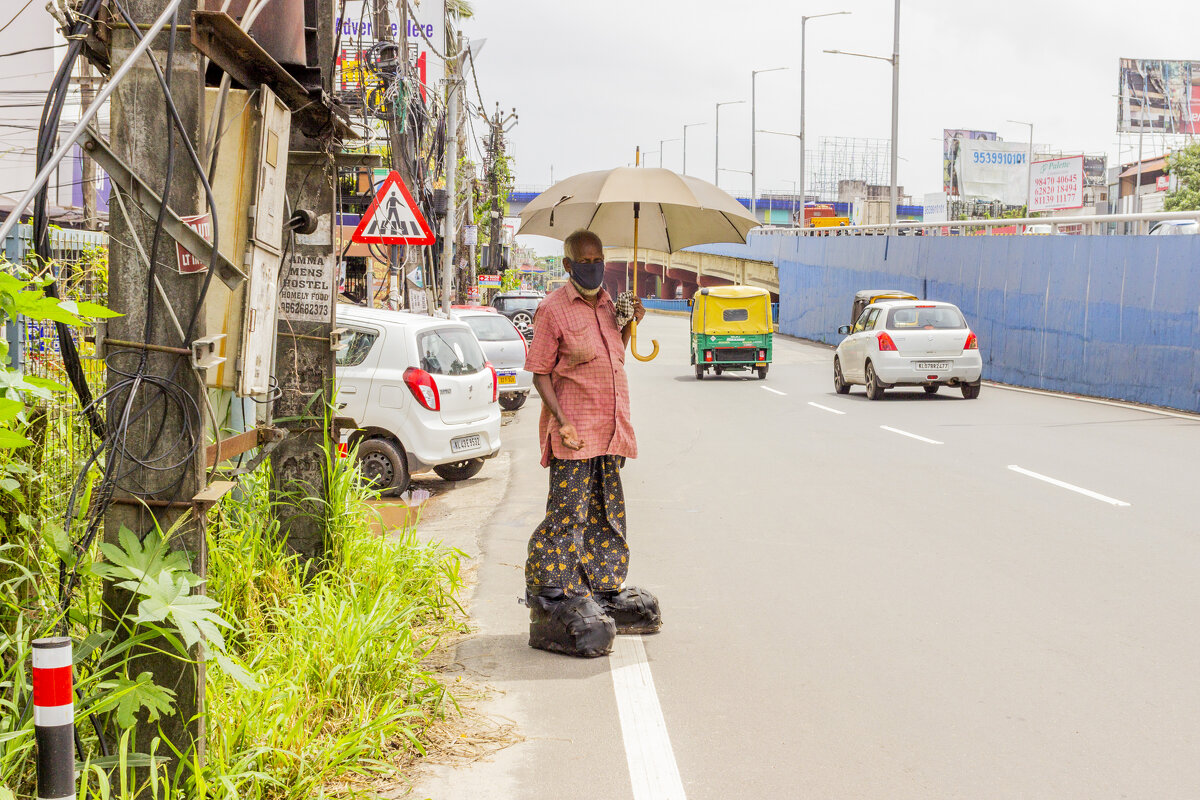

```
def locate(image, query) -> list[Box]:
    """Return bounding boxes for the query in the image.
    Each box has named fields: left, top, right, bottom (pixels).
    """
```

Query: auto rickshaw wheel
left=714, top=366, right=724, bottom=375
left=756, top=365, right=768, bottom=380
left=695, top=365, right=704, bottom=380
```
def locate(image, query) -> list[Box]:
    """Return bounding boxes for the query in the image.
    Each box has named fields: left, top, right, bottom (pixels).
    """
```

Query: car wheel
left=499, top=392, right=527, bottom=411
left=833, top=356, right=850, bottom=394
left=757, top=365, right=768, bottom=380
left=433, top=458, right=485, bottom=482
left=695, top=365, right=704, bottom=380
left=357, top=438, right=409, bottom=496
left=511, top=311, right=534, bottom=337
left=923, top=385, right=939, bottom=395
left=961, top=381, right=982, bottom=400
left=865, top=361, right=885, bottom=401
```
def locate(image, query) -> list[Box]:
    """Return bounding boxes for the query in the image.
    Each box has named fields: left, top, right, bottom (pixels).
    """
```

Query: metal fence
left=768, top=209, right=1200, bottom=238
left=2, top=224, right=108, bottom=509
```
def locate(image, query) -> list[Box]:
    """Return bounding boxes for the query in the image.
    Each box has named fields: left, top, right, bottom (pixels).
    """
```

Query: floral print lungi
left=526, top=456, right=630, bottom=597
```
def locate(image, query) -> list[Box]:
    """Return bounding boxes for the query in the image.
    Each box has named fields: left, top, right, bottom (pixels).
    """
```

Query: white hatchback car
left=833, top=300, right=983, bottom=400
left=335, top=304, right=501, bottom=494
left=451, top=308, right=533, bottom=411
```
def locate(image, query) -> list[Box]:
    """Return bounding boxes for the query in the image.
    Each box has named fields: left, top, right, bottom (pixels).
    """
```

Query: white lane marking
left=808, top=402, right=846, bottom=415
left=1007, top=465, right=1131, bottom=507
left=880, top=425, right=943, bottom=445
left=761, top=386, right=787, bottom=396
left=610, top=636, right=687, bottom=800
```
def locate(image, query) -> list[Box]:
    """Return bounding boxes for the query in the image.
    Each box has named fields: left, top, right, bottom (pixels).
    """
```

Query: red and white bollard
left=32, top=637, right=74, bottom=800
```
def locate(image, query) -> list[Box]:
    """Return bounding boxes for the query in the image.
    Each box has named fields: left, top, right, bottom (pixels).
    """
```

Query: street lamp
left=825, top=0, right=900, bottom=225
left=759, top=130, right=803, bottom=225
left=659, top=137, right=680, bottom=168
left=682, top=121, right=706, bottom=176
left=715, top=100, right=745, bottom=186
left=1007, top=119, right=1034, bottom=214
left=800, top=10, right=850, bottom=227
left=751, top=66, right=788, bottom=219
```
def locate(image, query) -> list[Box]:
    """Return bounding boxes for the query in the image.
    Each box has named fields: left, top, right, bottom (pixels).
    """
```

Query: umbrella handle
left=630, top=321, right=659, bottom=362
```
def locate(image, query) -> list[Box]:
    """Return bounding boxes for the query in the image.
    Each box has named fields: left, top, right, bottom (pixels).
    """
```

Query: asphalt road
left=413, top=312, right=1200, bottom=800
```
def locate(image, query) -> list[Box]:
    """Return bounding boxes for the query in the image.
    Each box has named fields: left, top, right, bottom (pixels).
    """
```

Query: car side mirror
left=837, top=325, right=851, bottom=335
left=686, top=298, right=693, bottom=307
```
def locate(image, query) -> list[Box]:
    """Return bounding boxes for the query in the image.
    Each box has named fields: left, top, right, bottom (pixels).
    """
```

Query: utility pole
left=270, top=0, right=338, bottom=563
left=440, top=33, right=461, bottom=314
left=77, top=62, right=99, bottom=230
left=104, top=0, right=206, bottom=762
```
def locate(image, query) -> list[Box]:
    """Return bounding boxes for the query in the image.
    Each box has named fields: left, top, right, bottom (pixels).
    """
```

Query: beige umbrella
left=516, top=166, right=759, bottom=361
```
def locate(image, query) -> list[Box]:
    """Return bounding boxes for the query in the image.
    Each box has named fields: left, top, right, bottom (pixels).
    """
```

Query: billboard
left=943, top=129, right=997, bottom=194
left=1117, top=59, right=1200, bottom=134
left=922, top=192, right=948, bottom=223
left=1083, top=155, right=1108, bottom=187
left=958, top=140, right=1029, bottom=206
left=1029, top=156, right=1084, bottom=213
left=334, top=1, right=445, bottom=106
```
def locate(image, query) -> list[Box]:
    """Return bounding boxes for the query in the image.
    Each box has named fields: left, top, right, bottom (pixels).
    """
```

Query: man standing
left=522, top=229, right=662, bottom=658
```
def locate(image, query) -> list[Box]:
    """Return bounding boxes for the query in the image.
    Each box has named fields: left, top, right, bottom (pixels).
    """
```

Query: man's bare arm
left=532, top=372, right=584, bottom=450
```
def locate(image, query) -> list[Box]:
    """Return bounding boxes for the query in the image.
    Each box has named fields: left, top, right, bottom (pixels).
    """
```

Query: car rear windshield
left=417, top=328, right=487, bottom=375
left=722, top=308, right=749, bottom=322
left=498, top=297, right=540, bottom=311
left=886, top=306, right=966, bottom=330
left=464, top=314, right=520, bottom=342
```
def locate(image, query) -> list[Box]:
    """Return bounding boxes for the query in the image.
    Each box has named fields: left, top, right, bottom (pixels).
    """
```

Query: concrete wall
left=706, top=234, right=1200, bottom=414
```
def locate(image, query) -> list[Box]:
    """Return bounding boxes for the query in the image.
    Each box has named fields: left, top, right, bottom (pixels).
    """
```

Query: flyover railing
left=761, top=209, right=1200, bottom=237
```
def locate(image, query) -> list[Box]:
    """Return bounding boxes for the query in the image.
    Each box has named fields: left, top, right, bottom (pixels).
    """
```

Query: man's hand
left=632, top=299, right=646, bottom=324
left=558, top=421, right=585, bottom=451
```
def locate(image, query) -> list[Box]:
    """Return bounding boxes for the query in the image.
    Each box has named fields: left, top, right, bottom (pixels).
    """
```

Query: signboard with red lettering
left=1156, top=174, right=1171, bottom=191
left=1030, top=156, right=1084, bottom=213
left=175, top=213, right=212, bottom=273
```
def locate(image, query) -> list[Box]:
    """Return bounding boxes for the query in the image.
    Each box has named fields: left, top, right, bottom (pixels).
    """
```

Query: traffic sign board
left=351, top=170, right=436, bottom=245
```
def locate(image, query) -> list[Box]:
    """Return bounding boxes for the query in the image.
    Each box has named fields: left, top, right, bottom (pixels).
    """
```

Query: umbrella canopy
left=516, top=167, right=759, bottom=252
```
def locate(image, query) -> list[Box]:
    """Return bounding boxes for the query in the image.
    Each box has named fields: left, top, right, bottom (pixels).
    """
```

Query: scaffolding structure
left=806, top=136, right=891, bottom=202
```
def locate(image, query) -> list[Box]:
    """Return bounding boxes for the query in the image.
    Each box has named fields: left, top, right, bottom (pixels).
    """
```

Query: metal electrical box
left=202, top=85, right=291, bottom=397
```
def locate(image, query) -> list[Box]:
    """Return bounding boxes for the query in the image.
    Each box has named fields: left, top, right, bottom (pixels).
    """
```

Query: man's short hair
left=563, top=229, right=604, bottom=261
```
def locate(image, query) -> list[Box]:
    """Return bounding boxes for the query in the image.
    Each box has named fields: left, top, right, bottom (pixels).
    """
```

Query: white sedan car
left=833, top=300, right=983, bottom=400
left=452, top=308, right=533, bottom=411
left=336, top=304, right=501, bottom=494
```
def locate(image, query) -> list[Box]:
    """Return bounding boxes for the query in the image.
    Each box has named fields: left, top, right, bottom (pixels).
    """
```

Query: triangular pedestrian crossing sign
left=351, top=170, right=436, bottom=245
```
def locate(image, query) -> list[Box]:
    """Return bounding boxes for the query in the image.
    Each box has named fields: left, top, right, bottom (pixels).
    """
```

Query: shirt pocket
left=562, top=324, right=598, bottom=367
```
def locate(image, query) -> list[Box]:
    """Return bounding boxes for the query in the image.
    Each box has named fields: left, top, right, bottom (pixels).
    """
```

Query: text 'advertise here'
left=351, top=171, right=436, bottom=246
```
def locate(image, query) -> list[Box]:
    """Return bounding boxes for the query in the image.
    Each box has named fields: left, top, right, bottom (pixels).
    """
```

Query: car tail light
left=336, top=442, right=349, bottom=459
left=486, top=362, right=498, bottom=403
left=964, top=331, right=978, bottom=350
left=876, top=331, right=898, bottom=351
left=520, top=330, right=529, bottom=359
left=757, top=349, right=767, bottom=360
left=704, top=350, right=713, bottom=362
left=403, top=367, right=440, bottom=411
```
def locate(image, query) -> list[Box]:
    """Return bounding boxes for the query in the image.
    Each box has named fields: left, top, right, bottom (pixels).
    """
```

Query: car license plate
left=498, top=371, right=517, bottom=385
left=917, top=361, right=950, bottom=371
left=451, top=434, right=482, bottom=453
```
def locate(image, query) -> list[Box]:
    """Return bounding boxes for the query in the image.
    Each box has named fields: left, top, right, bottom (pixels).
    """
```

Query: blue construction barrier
left=752, top=234, right=1200, bottom=414
left=641, top=298, right=690, bottom=313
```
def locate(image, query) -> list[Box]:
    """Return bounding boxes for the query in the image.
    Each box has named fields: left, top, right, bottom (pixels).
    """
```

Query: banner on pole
left=1030, top=156, right=1084, bottom=213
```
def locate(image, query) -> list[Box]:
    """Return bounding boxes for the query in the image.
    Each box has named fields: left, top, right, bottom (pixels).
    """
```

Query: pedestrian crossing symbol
left=351, top=171, right=436, bottom=245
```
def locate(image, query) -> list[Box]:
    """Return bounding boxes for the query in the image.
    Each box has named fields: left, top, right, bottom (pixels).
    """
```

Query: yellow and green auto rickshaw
left=689, top=286, right=774, bottom=380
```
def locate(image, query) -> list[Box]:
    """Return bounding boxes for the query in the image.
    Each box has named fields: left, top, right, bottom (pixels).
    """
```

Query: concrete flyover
left=602, top=245, right=777, bottom=301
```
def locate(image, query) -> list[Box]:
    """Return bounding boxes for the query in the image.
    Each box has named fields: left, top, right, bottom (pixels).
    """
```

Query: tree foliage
left=1164, top=141, right=1200, bottom=211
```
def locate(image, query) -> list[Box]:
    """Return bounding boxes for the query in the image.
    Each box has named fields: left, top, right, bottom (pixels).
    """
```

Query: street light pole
left=800, top=11, right=850, bottom=228
left=751, top=66, right=788, bottom=220
left=682, top=122, right=705, bottom=176
left=759, top=129, right=803, bottom=222
left=1007, top=119, right=1034, bottom=213
left=825, top=0, right=901, bottom=225
left=659, top=137, right=680, bottom=169
left=888, top=0, right=900, bottom=225
left=715, top=100, right=745, bottom=186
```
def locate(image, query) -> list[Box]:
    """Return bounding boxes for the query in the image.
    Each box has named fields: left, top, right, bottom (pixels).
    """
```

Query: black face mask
left=568, top=260, right=605, bottom=291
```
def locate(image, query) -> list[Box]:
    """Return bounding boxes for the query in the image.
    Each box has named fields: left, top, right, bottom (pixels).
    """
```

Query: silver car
left=453, top=309, right=534, bottom=411
left=834, top=300, right=983, bottom=400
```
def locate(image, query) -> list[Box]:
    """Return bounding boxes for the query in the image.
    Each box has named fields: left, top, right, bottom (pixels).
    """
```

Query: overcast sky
left=464, top=0, right=1200, bottom=254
